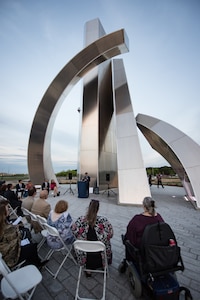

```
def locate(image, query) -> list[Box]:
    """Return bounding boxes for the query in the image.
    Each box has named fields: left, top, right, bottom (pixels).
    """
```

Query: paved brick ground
left=1, top=185, right=200, bottom=299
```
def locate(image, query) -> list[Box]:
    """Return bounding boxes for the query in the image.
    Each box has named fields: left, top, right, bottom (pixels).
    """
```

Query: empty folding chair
left=42, top=223, right=77, bottom=279
left=73, top=240, right=109, bottom=300
left=0, top=253, right=42, bottom=300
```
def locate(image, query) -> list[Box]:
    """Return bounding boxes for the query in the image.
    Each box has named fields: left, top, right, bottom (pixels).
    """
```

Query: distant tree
left=56, top=169, right=77, bottom=178
left=56, top=170, right=67, bottom=177
left=160, top=166, right=176, bottom=176
left=146, top=166, right=176, bottom=176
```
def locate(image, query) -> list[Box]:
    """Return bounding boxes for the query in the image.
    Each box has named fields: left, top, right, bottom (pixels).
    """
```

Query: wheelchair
left=118, top=222, right=193, bottom=299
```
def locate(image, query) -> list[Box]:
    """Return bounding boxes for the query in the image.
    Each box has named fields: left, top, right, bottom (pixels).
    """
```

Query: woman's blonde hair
left=143, top=196, right=156, bottom=216
left=86, top=199, right=99, bottom=227
left=54, top=200, right=68, bottom=214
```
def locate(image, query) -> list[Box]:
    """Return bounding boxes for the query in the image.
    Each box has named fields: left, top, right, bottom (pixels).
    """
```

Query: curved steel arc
left=136, top=113, right=200, bottom=208
left=28, top=29, right=129, bottom=184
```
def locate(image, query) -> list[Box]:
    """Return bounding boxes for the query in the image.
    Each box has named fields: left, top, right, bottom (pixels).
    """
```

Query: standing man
left=148, top=174, right=152, bottom=187
left=157, top=174, right=164, bottom=188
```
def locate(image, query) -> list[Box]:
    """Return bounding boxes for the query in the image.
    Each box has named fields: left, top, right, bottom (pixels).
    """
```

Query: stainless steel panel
left=28, top=25, right=129, bottom=185
left=136, top=113, right=200, bottom=208
left=79, top=19, right=118, bottom=188
left=112, top=59, right=150, bottom=204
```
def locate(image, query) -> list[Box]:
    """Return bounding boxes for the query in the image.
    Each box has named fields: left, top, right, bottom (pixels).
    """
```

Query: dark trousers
left=18, top=243, right=41, bottom=267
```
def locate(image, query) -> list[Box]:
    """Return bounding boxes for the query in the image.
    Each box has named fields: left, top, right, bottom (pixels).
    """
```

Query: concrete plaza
left=2, top=184, right=200, bottom=299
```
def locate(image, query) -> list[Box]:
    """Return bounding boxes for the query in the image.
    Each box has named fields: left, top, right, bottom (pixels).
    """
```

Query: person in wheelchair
left=125, top=196, right=164, bottom=251
left=119, top=197, right=189, bottom=299
left=120, top=196, right=164, bottom=274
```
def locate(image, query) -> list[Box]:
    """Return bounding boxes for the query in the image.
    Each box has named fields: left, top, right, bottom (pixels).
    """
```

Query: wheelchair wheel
left=179, top=286, right=193, bottom=300
left=128, top=263, right=142, bottom=298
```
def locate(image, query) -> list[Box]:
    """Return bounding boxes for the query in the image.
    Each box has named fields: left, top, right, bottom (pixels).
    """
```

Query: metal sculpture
left=28, top=18, right=200, bottom=208
left=74, top=19, right=150, bottom=204
left=136, top=113, right=200, bottom=208
left=28, top=27, right=129, bottom=185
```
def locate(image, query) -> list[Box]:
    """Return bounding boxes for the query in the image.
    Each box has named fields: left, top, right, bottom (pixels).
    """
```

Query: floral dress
left=47, top=211, right=75, bottom=249
left=71, top=215, right=113, bottom=266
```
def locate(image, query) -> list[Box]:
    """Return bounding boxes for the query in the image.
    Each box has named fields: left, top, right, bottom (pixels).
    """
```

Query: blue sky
left=0, top=0, right=199, bottom=174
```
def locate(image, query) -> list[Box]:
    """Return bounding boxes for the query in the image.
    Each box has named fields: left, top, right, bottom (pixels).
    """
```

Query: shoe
left=38, top=259, right=49, bottom=270
left=84, top=271, right=92, bottom=278
left=57, top=192, right=60, bottom=196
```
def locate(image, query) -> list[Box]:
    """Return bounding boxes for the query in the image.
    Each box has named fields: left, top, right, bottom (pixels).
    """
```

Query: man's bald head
left=40, top=190, right=48, bottom=199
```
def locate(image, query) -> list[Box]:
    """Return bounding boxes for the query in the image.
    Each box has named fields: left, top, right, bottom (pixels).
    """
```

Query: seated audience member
left=72, top=199, right=113, bottom=276
left=47, top=200, right=75, bottom=249
left=0, top=180, right=5, bottom=187
left=15, top=179, right=25, bottom=199
left=42, top=179, right=50, bottom=194
left=125, top=196, right=164, bottom=250
left=4, top=183, right=23, bottom=216
left=0, top=199, right=47, bottom=269
left=50, top=179, right=60, bottom=197
left=23, top=180, right=34, bottom=197
left=31, top=190, right=51, bottom=232
left=22, top=186, right=37, bottom=211
left=0, top=183, right=7, bottom=197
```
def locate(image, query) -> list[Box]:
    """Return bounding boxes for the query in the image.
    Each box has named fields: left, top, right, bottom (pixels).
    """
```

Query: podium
left=78, top=181, right=89, bottom=198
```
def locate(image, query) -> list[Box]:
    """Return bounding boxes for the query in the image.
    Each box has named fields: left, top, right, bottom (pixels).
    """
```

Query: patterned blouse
left=0, top=223, right=21, bottom=267
left=47, top=210, right=75, bottom=249
left=71, top=215, right=113, bottom=266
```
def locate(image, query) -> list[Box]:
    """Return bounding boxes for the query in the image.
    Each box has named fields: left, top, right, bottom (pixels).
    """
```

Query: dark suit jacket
left=42, top=181, right=50, bottom=193
left=16, top=183, right=25, bottom=191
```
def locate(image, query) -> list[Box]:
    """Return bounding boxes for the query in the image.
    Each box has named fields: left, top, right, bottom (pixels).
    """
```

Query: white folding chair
left=36, top=215, right=48, bottom=252
left=0, top=253, right=42, bottom=300
left=42, top=223, right=77, bottom=279
left=27, top=211, right=38, bottom=223
left=7, top=204, right=19, bottom=219
left=21, top=207, right=38, bottom=225
left=26, top=210, right=41, bottom=233
left=73, top=240, right=109, bottom=300
left=21, top=207, right=29, bottom=216
left=0, top=196, right=17, bottom=218
left=21, top=208, right=44, bottom=246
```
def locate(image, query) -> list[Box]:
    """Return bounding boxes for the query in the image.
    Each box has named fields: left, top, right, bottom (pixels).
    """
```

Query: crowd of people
left=0, top=176, right=165, bottom=279
left=0, top=197, right=48, bottom=269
